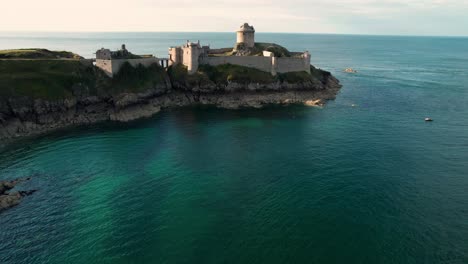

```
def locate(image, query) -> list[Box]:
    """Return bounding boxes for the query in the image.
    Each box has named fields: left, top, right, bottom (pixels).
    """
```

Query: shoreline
left=0, top=83, right=341, bottom=146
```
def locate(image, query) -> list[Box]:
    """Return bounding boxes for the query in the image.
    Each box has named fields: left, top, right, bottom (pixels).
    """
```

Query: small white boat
left=344, top=68, right=357, bottom=73
left=425, top=117, right=433, bottom=122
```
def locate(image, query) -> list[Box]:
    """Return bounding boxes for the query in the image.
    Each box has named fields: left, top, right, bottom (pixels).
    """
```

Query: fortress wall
left=202, top=56, right=273, bottom=73
left=95, top=59, right=113, bottom=77
left=96, top=58, right=159, bottom=77
left=275, top=57, right=310, bottom=73
left=169, top=47, right=182, bottom=66
left=201, top=56, right=310, bottom=75
left=112, top=58, right=159, bottom=74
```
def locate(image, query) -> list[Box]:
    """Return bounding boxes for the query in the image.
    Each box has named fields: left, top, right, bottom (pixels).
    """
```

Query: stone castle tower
left=168, top=40, right=206, bottom=74
left=236, top=23, right=255, bottom=48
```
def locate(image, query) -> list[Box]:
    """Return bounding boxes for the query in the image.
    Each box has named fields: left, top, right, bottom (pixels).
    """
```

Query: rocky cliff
left=0, top=61, right=341, bottom=144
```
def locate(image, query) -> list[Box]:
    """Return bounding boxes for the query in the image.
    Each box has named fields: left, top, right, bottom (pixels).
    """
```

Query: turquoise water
left=1, top=33, right=468, bottom=263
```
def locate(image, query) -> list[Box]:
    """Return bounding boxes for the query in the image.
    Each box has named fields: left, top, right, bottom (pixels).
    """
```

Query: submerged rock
left=0, top=178, right=36, bottom=213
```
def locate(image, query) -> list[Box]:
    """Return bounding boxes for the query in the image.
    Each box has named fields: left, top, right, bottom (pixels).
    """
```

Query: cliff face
left=0, top=61, right=341, bottom=143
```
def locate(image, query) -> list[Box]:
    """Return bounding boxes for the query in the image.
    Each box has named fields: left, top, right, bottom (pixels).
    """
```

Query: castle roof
left=238, top=23, right=255, bottom=32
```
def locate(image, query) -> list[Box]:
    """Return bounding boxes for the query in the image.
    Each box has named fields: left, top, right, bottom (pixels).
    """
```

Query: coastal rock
left=0, top=178, right=36, bottom=213
left=304, top=99, right=325, bottom=107
left=110, top=103, right=161, bottom=122
left=0, top=193, right=23, bottom=210
left=0, top=71, right=342, bottom=144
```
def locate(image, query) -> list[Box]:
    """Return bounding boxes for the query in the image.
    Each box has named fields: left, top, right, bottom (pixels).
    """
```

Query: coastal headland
left=0, top=23, right=342, bottom=144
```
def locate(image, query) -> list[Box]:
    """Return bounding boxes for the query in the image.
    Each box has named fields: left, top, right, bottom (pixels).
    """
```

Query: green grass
left=208, top=48, right=235, bottom=57
left=0, top=56, right=330, bottom=101
left=0, top=60, right=95, bottom=100
left=198, top=64, right=276, bottom=84
left=169, top=63, right=276, bottom=86
left=167, top=64, right=212, bottom=88
left=169, top=63, right=325, bottom=86
left=0, top=60, right=168, bottom=100
left=232, top=43, right=292, bottom=57
left=109, top=62, right=168, bottom=94
left=278, top=66, right=331, bottom=84
left=0, top=49, right=83, bottom=59
left=278, top=71, right=313, bottom=83
left=254, top=43, right=291, bottom=57
left=310, top=65, right=331, bottom=82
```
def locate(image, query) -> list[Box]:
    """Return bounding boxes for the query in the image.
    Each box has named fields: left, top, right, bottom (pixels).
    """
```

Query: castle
left=96, top=23, right=311, bottom=77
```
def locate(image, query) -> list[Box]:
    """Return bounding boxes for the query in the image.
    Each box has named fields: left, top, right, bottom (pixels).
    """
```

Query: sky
left=1, top=0, right=468, bottom=36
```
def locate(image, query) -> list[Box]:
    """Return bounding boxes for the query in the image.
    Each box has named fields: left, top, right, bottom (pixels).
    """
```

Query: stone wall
left=201, top=56, right=273, bottom=73
left=95, top=59, right=113, bottom=76
left=169, top=47, right=183, bottom=66
left=96, top=58, right=159, bottom=77
left=275, top=57, right=310, bottom=74
left=200, top=56, right=310, bottom=75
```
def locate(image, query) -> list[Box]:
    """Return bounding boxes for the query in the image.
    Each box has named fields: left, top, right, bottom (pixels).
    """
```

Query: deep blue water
left=0, top=33, right=468, bottom=264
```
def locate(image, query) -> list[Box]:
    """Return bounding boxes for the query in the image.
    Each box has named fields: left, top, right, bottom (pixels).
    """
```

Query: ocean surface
left=1, top=32, right=468, bottom=264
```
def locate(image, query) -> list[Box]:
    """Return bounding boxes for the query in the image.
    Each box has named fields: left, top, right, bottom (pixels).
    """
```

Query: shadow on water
left=0, top=104, right=318, bottom=157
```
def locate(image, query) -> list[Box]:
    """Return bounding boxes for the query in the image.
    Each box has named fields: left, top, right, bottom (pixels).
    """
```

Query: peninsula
left=0, top=23, right=342, bottom=143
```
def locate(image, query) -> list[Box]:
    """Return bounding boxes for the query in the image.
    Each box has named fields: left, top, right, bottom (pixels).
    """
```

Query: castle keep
left=96, top=23, right=311, bottom=77
left=236, top=23, right=255, bottom=49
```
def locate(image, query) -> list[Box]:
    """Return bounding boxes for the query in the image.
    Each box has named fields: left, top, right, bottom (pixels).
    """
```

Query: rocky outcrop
left=0, top=68, right=341, bottom=145
left=0, top=178, right=36, bottom=213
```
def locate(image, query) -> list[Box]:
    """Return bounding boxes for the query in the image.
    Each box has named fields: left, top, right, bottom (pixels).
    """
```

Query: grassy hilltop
left=210, top=42, right=297, bottom=57
left=0, top=49, right=168, bottom=100
left=168, top=63, right=330, bottom=86
left=1, top=48, right=332, bottom=100
left=0, top=60, right=95, bottom=99
left=0, top=49, right=83, bottom=60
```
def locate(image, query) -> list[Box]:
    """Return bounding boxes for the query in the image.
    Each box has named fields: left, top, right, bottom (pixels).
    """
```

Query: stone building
left=95, top=44, right=159, bottom=77
left=168, top=40, right=210, bottom=74
left=168, top=23, right=311, bottom=76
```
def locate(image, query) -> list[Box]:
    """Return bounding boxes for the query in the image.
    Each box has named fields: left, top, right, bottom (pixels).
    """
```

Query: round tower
left=236, top=23, right=255, bottom=48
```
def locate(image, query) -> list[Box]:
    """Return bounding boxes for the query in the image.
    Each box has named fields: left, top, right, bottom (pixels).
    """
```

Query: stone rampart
left=200, top=56, right=310, bottom=75
left=201, top=56, right=273, bottom=73
left=96, top=58, right=159, bottom=77
left=275, top=57, right=310, bottom=73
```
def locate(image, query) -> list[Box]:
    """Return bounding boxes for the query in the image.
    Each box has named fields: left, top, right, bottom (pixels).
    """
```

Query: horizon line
left=0, top=30, right=467, bottom=38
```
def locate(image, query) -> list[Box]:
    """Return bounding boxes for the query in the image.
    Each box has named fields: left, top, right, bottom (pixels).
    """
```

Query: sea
left=0, top=32, right=468, bottom=264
